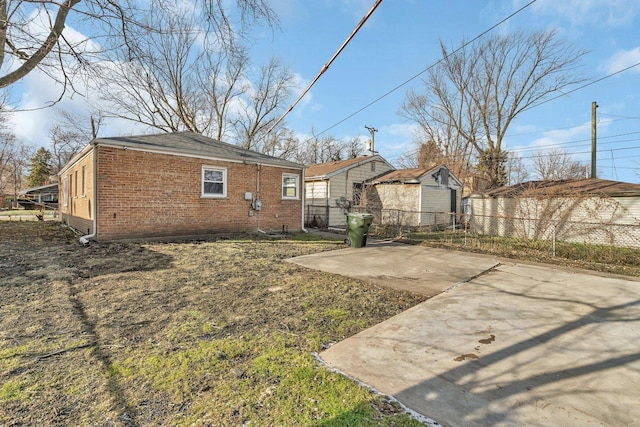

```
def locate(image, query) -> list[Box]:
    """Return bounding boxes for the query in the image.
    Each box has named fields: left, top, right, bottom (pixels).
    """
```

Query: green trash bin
left=345, top=212, right=374, bottom=248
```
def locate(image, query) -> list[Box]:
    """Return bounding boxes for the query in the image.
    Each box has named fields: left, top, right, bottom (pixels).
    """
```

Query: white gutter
left=80, top=143, right=98, bottom=244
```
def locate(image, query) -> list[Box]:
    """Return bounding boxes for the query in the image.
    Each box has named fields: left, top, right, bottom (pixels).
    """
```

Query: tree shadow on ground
left=394, top=280, right=640, bottom=426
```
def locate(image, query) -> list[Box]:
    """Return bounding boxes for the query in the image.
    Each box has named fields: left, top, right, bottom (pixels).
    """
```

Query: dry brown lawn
left=0, top=221, right=426, bottom=426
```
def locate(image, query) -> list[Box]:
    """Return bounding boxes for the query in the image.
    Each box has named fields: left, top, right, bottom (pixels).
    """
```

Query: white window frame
left=63, top=175, right=69, bottom=207
left=282, top=173, right=300, bottom=200
left=81, top=165, right=86, bottom=197
left=201, top=166, right=227, bottom=198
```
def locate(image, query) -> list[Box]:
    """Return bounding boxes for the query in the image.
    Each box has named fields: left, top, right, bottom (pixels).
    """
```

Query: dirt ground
left=0, top=222, right=426, bottom=425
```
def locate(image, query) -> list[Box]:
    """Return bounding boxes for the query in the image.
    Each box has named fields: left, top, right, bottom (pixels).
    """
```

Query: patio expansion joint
left=443, top=262, right=502, bottom=293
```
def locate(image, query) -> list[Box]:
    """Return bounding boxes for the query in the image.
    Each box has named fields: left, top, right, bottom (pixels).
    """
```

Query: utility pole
left=364, top=125, right=377, bottom=155
left=591, top=101, right=598, bottom=179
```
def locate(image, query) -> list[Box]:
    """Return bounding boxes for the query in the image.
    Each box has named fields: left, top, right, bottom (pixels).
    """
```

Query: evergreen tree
left=26, top=147, right=52, bottom=188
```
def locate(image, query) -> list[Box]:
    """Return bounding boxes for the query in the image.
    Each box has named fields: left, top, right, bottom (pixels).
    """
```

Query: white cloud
left=529, top=122, right=591, bottom=150
left=521, top=119, right=613, bottom=163
left=528, top=0, right=640, bottom=27
left=604, top=47, right=640, bottom=75
left=377, top=122, right=417, bottom=160
left=269, top=0, right=309, bottom=21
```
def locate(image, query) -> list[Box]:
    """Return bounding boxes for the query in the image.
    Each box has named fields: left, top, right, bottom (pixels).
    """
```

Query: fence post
left=325, top=205, right=330, bottom=229
left=552, top=223, right=556, bottom=257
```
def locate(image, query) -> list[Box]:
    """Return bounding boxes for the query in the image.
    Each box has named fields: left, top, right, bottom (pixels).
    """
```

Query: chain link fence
left=468, top=214, right=640, bottom=250
left=306, top=204, right=640, bottom=249
left=348, top=207, right=640, bottom=265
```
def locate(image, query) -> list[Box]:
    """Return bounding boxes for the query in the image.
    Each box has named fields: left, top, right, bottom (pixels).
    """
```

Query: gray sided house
left=304, top=155, right=395, bottom=228
left=58, top=131, right=304, bottom=242
left=368, top=165, right=463, bottom=228
left=467, top=178, right=640, bottom=248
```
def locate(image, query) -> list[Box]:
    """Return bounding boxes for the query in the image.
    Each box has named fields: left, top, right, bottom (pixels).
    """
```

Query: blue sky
left=8, top=0, right=640, bottom=183
left=253, top=0, right=640, bottom=183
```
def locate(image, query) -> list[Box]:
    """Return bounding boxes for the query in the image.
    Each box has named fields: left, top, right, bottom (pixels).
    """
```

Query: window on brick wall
left=81, top=165, right=86, bottom=197
left=282, top=173, right=299, bottom=199
left=63, top=175, right=69, bottom=207
left=202, top=166, right=227, bottom=197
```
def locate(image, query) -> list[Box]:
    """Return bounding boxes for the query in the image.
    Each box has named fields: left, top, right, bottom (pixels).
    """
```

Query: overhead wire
left=509, top=131, right=640, bottom=153
left=301, top=3, right=639, bottom=161
left=265, top=0, right=384, bottom=135
left=521, top=61, right=640, bottom=112
left=291, top=0, right=539, bottom=141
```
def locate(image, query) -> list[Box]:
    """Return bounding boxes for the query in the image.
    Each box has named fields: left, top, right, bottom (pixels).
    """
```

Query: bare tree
left=293, top=133, right=367, bottom=165
left=401, top=30, right=586, bottom=188
left=342, top=136, right=367, bottom=159
left=0, top=101, right=17, bottom=203
left=233, top=57, right=297, bottom=151
left=56, top=108, right=104, bottom=140
left=401, top=95, right=476, bottom=176
left=95, top=6, right=294, bottom=151
left=531, top=148, right=586, bottom=181
left=0, top=129, right=16, bottom=202
left=0, top=0, right=276, bottom=98
left=506, top=152, right=529, bottom=185
left=261, top=127, right=299, bottom=160
left=96, top=9, right=214, bottom=134
left=49, top=126, right=85, bottom=174
left=198, top=49, right=250, bottom=141
left=0, top=117, right=30, bottom=207
left=47, top=108, right=104, bottom=173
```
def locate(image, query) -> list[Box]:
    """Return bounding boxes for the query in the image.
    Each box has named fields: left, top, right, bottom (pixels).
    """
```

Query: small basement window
left=202, top=166, right=227, bottom=198
left=282, top=173, right=299, bottom=199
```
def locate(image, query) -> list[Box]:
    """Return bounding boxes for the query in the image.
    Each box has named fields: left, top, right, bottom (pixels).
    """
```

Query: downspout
left=418, top=179, right=423, bottom=227
left=301, top=167, right=308, bottom=233
left=256, top=163, right=266, bottom=234
left=80, top=142, right=98, bottom=244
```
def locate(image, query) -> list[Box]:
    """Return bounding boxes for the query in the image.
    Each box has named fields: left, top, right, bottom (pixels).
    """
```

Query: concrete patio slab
left=291, top=245, right=640, bottom=426
left=288, top=241, right=500, bottom=296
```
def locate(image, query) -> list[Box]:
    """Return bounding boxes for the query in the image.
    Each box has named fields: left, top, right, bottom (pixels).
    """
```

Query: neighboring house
left=58, top=131, right=304, bottom=241
left=18, top=182, right=59, bottom=209
left=304, top=155, right=395, bottom=228
left=467, top=178, right=640, bottom=247
left=367, top=165, right=463, bottom=228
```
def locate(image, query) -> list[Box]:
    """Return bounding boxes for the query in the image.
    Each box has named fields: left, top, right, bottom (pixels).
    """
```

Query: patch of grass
left=109, top=332, right=421, bottom=425
left=403, top=230, right=640, bottom=276
left=284, top=232, right=343, bottom=242
left=0, top=380, right=26, bottom=402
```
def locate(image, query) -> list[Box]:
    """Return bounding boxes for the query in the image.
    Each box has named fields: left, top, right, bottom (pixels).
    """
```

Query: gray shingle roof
left=475, top=178, right=640, bottom=198
left=95, top=131, right=303, bottom=169
left=304, top=155, right=394, bottom=180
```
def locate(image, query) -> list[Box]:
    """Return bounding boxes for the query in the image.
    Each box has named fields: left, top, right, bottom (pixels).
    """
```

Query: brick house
left=58, top=131, right=304, bottom=241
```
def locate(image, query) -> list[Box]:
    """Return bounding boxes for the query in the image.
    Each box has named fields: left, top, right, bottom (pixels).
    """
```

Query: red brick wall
left=94, top=146, right=302, bottom=241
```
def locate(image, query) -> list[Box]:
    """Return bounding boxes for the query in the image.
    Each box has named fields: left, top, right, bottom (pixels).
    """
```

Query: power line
left=399, top=133, right=640, bottom=159
left=521, top=61, right=640, bottom=112
left=509, top=131, right=640, bottom=153
left=266, top=0, right=383, bottom=135
left=308, top=0, right=539, bottom=139
left=504, top=112, right=625, bottom=138
left=600, top=113, right=640, bottom=121
left=517, top=145, right=640, bottom=160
